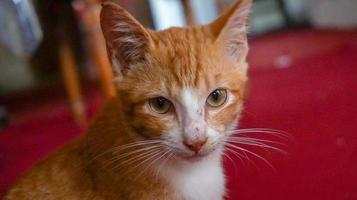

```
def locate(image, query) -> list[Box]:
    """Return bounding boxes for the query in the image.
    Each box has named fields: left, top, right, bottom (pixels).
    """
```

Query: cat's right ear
left=100, top=2, right=152, bottom=77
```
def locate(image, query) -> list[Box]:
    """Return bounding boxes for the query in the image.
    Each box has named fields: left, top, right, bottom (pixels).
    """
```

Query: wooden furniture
left=59, top=42, right=87, bottom=126
left=60, top=0, right=115, bottom=126
left=77, top=0, right=116, bottom=99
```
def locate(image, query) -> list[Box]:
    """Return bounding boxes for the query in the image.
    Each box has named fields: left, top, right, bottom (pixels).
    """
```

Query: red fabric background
left=1, top=29, right=357, bottom=199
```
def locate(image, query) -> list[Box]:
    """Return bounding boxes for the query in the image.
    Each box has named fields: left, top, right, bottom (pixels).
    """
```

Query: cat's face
left=101, top=0, right=251, bottom=162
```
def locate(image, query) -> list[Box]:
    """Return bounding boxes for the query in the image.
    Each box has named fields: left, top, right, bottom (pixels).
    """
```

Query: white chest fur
left=163, top=154, right=225, bottom=200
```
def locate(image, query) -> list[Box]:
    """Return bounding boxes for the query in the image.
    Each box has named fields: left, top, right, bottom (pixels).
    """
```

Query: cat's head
left=100, top=0, right=251, bottom=162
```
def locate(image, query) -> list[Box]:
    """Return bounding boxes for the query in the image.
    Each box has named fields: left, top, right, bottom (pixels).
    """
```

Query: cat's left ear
left=209, top=0, right=252, bottom=62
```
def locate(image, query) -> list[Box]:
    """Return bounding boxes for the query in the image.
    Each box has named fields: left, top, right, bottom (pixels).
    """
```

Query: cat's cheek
left=224, top=101, right=244, bottom=132
left=207, top=98, right=242, bottom=133
left=206, top=126, right=223, bottom=145
left=206, top=108, right=232, bottom=133
left=128, top=107, right=170, bottom=138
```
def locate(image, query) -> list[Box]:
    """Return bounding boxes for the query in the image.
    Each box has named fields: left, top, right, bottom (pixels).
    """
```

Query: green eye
left=149, top=97, right=172, bottom=114
left=206, top=89, right=227, bottom=107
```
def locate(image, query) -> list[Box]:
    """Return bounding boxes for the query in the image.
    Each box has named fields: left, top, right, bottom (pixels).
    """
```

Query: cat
left=4, top=0, right=251, bottom=199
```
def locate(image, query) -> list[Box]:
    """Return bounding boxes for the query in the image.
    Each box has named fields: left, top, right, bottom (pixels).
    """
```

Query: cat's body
left=5, top=0, right=251, bottom=199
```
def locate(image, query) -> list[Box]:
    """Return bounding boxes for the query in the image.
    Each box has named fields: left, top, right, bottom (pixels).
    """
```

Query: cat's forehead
left=154, top=27, right=214, bottom=46
left=122, top=27, right=246, bottom=101
left=146, top=27, right=219, bottom=87
left=152, top=27, right=215, bottom=57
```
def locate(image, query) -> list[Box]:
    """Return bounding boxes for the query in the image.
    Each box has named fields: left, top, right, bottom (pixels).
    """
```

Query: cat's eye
left=149, top=97, right=172, bottom=114
left=206, top=89, right=228, bottom=107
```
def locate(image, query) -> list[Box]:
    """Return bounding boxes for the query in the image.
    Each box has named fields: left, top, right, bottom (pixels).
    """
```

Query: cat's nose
left=183, top=137, right=208, bottom=152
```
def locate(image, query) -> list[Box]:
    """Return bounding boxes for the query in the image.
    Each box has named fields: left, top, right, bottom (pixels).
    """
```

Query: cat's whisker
left=236, top=138, right=287, bottom=150
left=227, top=128, right=291, bottom=140
left=225, top=138, right=287, bottom=155
left=154, top=151, right=174, bottom=181
left=110, top=140, right=164, bottom=152
left=228, top=136, right=287, bottom=147
left=112, top=149, right=161, bottom=172
left=118, top=146, right=162, bottom=165
left=236, top=128, right=289, bottom=134
left=132, top=151, right=173, bottom=183
left=128, top=150, right=164, bottom=175
left=224, top=147, right=244, bottom=164
left=227, top=142, right=250, bottom=161
left=108, top=147, right=162, bottom=170
left=228, top=129, right=285, bottom=136
left=139, top=149, right=172, bottom=181
left=91, top=139, right=164, bottom=162
left=224, top=142, right=275, bottom=170
left=109, top=144, right=164, bottom=163
left=224, top=145, right=256, bottom=167
left=223, top=150, right=238, bottom=171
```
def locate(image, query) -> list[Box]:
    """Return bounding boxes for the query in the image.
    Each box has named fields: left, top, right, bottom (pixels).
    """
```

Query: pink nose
left=183, top=138, right=208, bottom=152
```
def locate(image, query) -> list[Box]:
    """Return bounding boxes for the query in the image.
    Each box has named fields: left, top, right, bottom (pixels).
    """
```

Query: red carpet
left=1, top=29, right=357, bottom=199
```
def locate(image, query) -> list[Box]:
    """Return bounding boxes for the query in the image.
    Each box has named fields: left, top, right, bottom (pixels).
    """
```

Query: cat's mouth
left=185, top=156, right=203, bottom=162
left=179, top=147, right=217, bottom=162
left=182, top=153, right=207, bottom=161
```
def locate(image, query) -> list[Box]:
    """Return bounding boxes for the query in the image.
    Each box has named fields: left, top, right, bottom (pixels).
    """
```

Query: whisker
left=224, top=143, right=275, bottom=170
left=110, top=148, right=161, bottom=171
left=223, top=149, right=238, bottom=172
left=128, top=150, right=164, bottom=175
left=224, top=147, right=245, bottom=164
left=224, top=144, right=257, bottom=168
left=114, top=150, right=160, bottom=178
left=109, top=145, right=164, bottom=163
left=91, top=139, right=164, bottom=162
left=145, top=150, right=172, bottom=180
left=228, top=135, right=287, bottom=147
left=119, top=148, right=161, bottom=167
left=154, top=152, right=174, bottom=181
left=110, top=140, right=164, bottom=152
left=226, top=139, right=287, bottom=155
left=227, top=128, right=291, bottom=139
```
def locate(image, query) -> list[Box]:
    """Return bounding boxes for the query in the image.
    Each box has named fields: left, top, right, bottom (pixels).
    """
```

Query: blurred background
left=0, top=0, right=356, bottom=199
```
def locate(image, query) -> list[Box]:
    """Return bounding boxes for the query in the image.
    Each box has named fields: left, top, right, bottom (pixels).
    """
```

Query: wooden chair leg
left=59, top=42, right=87, bottom=126
left=80, top=1, right=116, bottom=99
left=88, top=0, right=115, bottom=98
left=182, top=0, right=195, bottom=26
left=89, top=31, right=115, bottom=99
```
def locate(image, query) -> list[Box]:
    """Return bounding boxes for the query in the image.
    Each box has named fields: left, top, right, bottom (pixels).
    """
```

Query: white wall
left=148, top=0, right=187, bottom=30
left=0, top=45, right=36, bottom=94
left=307, top=0, right=357, bottom=28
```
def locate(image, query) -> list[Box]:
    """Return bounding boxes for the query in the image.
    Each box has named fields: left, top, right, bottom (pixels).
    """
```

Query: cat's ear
left=209, top=0, right=252, bottom=62
left=100, top=2, right=152, bottom=77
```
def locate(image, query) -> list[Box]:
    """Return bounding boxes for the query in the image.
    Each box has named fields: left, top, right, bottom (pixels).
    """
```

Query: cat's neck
left=159, top=148, right=225, bottom=200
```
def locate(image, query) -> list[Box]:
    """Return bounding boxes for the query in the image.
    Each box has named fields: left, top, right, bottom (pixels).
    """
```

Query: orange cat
left=4, top=0, right=251, bottom=199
